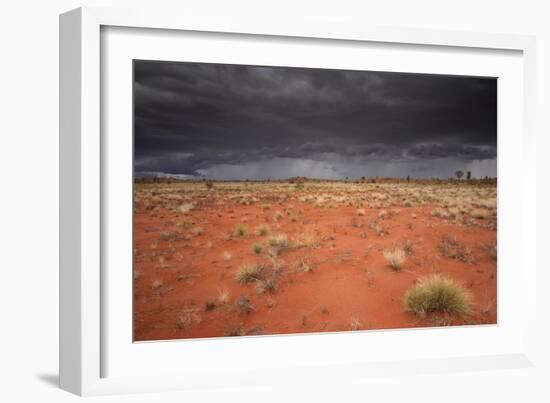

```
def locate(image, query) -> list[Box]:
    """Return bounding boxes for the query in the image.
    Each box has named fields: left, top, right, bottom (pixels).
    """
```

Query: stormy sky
left=134, top=60, right=497, bottom=180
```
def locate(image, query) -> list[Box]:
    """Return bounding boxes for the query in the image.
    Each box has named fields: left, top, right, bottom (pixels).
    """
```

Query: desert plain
left=133, top=179, right=497, bottom=341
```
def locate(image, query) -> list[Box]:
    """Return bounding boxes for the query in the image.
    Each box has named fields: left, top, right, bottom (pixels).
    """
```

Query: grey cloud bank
left=134, top=60, right=497, bottom=180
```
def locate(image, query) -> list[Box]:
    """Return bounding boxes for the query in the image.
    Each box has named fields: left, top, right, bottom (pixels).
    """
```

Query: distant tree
left=406, top=175, right=410, bottom=183
left=467, top=171, right=471, bottom=180
left=455, top=170, right=464, bottom=180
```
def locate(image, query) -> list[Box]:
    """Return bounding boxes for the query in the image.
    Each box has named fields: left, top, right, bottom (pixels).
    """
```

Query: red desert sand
left=133, top=180, right=497, bottom=341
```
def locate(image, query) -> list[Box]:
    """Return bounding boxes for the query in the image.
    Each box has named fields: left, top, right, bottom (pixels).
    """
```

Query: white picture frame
left=59, top=6, right=537, bottom=396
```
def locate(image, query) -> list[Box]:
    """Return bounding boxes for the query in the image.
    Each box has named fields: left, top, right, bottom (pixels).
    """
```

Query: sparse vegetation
left=134, top=179, right=496, bottom=341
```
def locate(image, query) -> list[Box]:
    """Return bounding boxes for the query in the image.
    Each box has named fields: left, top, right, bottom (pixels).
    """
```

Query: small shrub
left=151, top=279, right=163, bottom=290
left=235, top=264, right=264, bottom=284
left=297, top=256, right=314, bottom=272
left=178, top=203, right=194, bottom=214
left=234, top=224, right=248, bottom=237
left=176, top=308, right=201, bottom=329
left=217, top=288, right=230, bottom=305
left=404, top=274, right=472, bottom=317
left=470, top=208, right=491, bottom=219
left=178, top=219, right=194, bottom=229
left=370, top=220, right=387, bottom=237
left=159, top=231, right=180, bottom=241
left=236, top=295, right=255, bottom=315
left=431, top=208, right=450, bottom=219
left=356, top=208, right=366, bottom=216
left=350, top=318, right=361, bottom=331
left=262, top=203, right=271, bottom=210
left=256, top=225, right=270, bottom=236
left=403, top=240, right=413, bottom=255
left=252, top=243, right=264, bottom=254
left=256, top=277, right=278, bottom=294
left=439, top=235, right=474, bottom=263
left=383, top=248, right=406, bottom=271
left=274, top=211, right=284, bottom=220
left=269, top=233, right=289, bottom=248
left=225, top=325, right=245, bottom=337
left=204, top=298, right=216, bottom=311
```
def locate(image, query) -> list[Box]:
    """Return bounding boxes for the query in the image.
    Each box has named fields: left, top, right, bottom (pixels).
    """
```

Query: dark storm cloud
left=134, top=60, right=497, bottom=179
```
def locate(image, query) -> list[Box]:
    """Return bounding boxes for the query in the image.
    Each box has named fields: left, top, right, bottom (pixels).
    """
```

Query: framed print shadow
left=60, top=6, right=537, bottom=396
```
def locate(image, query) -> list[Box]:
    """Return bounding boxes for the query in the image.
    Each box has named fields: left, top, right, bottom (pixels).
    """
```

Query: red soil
left=133, top=198, right=496, bottom=341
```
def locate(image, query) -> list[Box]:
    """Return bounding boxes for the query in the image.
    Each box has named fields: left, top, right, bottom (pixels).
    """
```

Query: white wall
left=0, top=1, right=548, bottom=402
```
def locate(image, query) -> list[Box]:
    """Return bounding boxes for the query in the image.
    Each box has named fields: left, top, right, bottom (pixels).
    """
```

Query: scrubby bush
left=404, top=274, right=472, bottom=317
left=235, top=264, right=264, bottom=284
left=252, top=243, right=264, bottom=254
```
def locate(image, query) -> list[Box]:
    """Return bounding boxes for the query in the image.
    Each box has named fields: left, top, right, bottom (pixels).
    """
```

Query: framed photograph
left=60, top=7, right=537, bottom=396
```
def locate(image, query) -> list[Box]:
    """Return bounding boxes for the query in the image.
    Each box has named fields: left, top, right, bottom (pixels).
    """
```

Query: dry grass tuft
left=470, top=208, right=491, bottom=219
left=431, top=208, right=450, bottom=219
left=217, top=288, right=230, bottom=305
left=204, top=297, right=216, bottom=311
left=236, top=295, right=255, bottom=315
left=404, top=274, right=472, bottom=317
left=252, top=243, right=264, bottom=254
left=383, top=248, right=406, bottom=271
left=176, top=308, right=202, bottom=329
left=350, top=318, right=362, bottom=331
left=370, top=221, right=387, bottom=237
left=178, top=203, right=194, bottom=214
left=439, top=235, right=475, bottom=263
left=256, top=224, right=270, bottom=236
left=235, top=264, right=265, bottom=284
left=356, top=208, right=366, bottom=216
left=224, top=325, right=245, bottom=337
left=234, top=224, right=248, bottom=237
left=151, top=279, right=164, bottom=290
left=256, top=277, right=278, bottom=294
left=269, top=233, right=289, bottom=251
left=192, top=226, right=203, bottom=236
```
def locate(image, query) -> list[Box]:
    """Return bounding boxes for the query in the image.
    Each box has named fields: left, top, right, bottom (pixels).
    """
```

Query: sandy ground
left=133, top=183, right=496, bottom=341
